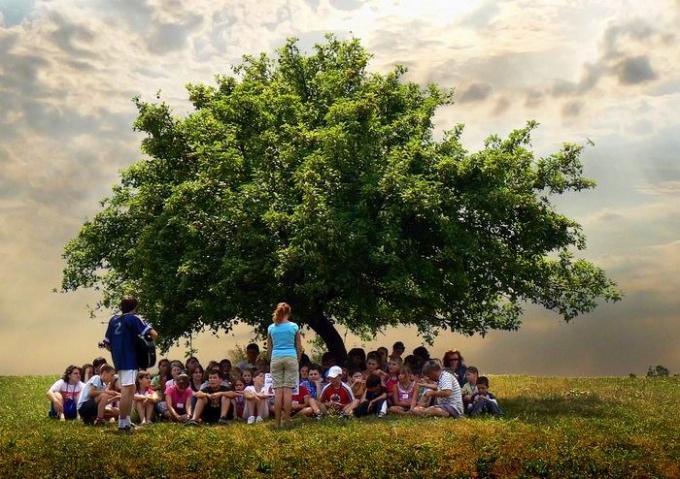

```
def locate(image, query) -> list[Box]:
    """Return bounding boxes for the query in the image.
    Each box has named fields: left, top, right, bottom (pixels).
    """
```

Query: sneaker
left=314, top=413, right=323, bottom=421
left=378, top=412, right=386, bottom=418
left=338, top=412, right=347, bottom=419
left=255, top=416, right=263, bottom=423
left=218, top=417, right=230, bottom=425
left=117, top=425, right=133, bottom=432
left=127, top=422, right=138, bottom=429
left=247, top=416, right=256, bottom=425
left=185, top=419, right=200, bottom=427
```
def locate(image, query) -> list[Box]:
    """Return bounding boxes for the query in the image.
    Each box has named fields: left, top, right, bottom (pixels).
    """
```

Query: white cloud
left=1, top=0, right=679, bottom=376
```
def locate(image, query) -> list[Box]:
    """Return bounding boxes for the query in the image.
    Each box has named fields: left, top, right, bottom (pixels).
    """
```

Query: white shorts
left=118, top=369, right=137, bottom=387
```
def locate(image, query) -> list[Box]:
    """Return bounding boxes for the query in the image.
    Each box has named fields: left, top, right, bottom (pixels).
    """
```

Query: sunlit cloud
left=1, top=0, right=679, bottom=376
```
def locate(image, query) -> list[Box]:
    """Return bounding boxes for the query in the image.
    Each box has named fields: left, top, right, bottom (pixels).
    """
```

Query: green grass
left=1, top=375, right=678, bottom=478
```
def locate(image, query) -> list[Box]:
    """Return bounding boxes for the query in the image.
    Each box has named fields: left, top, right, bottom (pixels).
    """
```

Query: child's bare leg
left=134, top=401, right=145, bottom=421
left=256, top=398, right=267, bottom=418
left=220, top=397, right=231, bottom=418
left=95, top=396, right=108, bottom=419
left=192, top=398, right=207, bottom=421
left=246, top=398, right=256, bottom=418
left=308, top=398, right=322, bottom=415
left=298, top=406, right=314, bottom=416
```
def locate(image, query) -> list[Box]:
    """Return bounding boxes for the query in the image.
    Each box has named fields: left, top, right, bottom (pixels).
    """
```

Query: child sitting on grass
left=349, top=368, right=366, bottom=400
left=134, top=371, right=158, bottom=425
left=187, top=369, right=240, bottom=425
left=47, top=365, right=85, bottom=421
left=300, top=364, right=325, bottom=418
left=467, top=376, right=503, bottom=417
left=353, top=373, right=388, bottom=418
left=389, top=365, right=416, bottom=415
left=233, top=378, right=247, bottom=419
left=244, top=371, right=270, bottom=424
left=77, top=364, right=119, bottom=425
left=461, top=366, right=479, bottom=408
left=385, top=357, right=402, bottom=403
left=165, top=373, right=194, bottom=423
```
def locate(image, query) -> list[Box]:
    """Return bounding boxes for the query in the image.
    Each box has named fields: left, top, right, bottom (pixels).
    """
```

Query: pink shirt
left=165, top=385, right=193, bottom=413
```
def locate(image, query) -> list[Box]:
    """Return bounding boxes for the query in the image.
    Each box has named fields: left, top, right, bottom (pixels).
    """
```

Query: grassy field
left=1, top=375, right=678, bottom=478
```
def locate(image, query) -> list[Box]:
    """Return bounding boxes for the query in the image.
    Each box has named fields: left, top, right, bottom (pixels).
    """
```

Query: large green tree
left=62, top=36, right=621, bottom=358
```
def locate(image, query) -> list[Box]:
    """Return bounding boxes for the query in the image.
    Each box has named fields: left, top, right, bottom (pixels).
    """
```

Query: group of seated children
left=47, top=343, right=503, bottom=426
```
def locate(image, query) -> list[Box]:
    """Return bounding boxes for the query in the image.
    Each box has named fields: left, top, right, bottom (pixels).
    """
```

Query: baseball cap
left=327, top=366, right=343, bottom=379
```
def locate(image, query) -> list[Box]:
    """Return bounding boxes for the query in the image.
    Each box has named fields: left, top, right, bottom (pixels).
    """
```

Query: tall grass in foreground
left=1, top=375, right=678, bottom=478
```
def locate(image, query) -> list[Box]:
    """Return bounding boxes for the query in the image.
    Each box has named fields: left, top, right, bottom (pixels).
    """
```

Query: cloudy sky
left=1, top=0, right=678, bottom=376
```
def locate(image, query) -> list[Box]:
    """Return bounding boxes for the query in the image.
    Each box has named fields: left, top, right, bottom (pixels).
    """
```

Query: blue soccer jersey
left=104, top=313, right=152, bottom=370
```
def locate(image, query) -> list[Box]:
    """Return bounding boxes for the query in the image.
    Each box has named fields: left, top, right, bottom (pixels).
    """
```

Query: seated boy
left=318, top=366, right=358, bottom=417
left=77, top=364, right=120, bottom=425
left=461, top=366, right=479, bottom=408
left=299, top=364, right=325, bottom=418
left=353, top=373, right=387, bottom=417
left=187, top=369, right=241, bottom=425
left=290, top=383, right=311, bottom=417
left=467, top=376, right=503, bottom=417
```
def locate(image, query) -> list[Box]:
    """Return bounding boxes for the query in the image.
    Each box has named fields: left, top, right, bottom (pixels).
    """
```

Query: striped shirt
left=437, top=370, right=464, bottom=416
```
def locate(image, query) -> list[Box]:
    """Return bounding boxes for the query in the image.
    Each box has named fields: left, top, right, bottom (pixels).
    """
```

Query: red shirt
left=320, top=382, right=355, bottom=405
left=292, top=385, right=309, bottom=405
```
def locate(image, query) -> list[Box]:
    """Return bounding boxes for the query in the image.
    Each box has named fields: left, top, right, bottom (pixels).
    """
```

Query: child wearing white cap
left=318, top=366, right=359, bottom=417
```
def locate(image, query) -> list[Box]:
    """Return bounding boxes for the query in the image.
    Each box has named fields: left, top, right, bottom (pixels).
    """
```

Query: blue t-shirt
left=104, top=313, right=152, bottom=370
left=267, top=321, right=299, bottom=360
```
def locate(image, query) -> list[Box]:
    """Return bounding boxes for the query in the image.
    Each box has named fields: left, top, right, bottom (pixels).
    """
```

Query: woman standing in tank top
left=267, top=302, right=302, bottom=427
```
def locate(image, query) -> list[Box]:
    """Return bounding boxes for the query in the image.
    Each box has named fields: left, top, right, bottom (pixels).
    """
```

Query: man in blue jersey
left=103, top=295, right=158, bottom=431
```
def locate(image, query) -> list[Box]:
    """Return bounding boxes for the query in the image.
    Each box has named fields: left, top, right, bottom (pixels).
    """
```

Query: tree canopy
left=61, top=35, right=621, bottom=359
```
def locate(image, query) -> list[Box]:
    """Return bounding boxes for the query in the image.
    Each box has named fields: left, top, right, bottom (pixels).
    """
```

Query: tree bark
left=305, top=308, right=347, bottom=363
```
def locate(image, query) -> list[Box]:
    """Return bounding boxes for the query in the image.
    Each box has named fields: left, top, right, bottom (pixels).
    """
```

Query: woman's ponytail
left=272, top=302, right=291, bottom=324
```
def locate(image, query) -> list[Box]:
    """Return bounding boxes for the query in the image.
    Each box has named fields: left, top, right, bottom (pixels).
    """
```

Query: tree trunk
left=306, top=308, right=347, bottom=363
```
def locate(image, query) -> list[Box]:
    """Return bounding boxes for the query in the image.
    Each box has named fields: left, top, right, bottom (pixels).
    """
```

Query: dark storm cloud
left=458, top=82, right=492, bottom=103
left=616, top=56, right=657, bottom=85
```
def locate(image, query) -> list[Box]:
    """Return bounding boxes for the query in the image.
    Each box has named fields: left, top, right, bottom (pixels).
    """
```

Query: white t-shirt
left=244, top=385, right=270, bottom=416
left=49, top=379, right=85, bottom=403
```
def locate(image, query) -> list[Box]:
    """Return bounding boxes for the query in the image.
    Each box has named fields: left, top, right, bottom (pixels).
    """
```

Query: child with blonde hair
left=389, top=365, right=416, bottom=415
